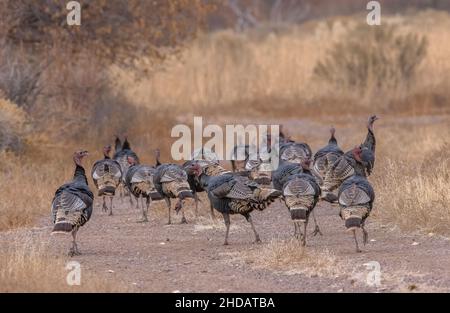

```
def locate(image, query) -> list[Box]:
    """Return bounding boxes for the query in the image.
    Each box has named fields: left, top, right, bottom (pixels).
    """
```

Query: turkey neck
left=329, top=133, right=337, bottom=145
left=73, top=162, right=88, bottom=184
left=104, top=153, right=111, bottom=159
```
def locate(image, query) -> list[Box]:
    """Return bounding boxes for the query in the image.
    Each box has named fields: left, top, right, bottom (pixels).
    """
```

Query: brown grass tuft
left=241, top=239, right=339, bottom=277
left=0, top=237, right=127, bottom=292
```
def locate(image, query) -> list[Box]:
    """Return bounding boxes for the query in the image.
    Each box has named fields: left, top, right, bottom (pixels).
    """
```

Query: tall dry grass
left=371, top=120, right=450, bottom=235
left=115, top=10, right=450, bottom=116
left=0, top=237, right=126, bottom=292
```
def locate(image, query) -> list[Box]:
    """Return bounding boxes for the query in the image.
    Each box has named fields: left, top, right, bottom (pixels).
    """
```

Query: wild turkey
left=313, top=127, right=344, bottom=184
left=279, top=141, right=312, bottom=165
left=338, top=159, right=375, bottom=253
left=113, top=135, right=139, bottom=200
left=361, top=115, right=379, bottom=172
left=153, top=161, right=194, bottom=224
left=192, top=164, right=281, bottom=245
left=321, top=146, right=374, bottom=202
left=125, top=156, right=163, bottom=222
left=91, top=145, right=122, bottom=215
left=282, top=160, right=322, bottom=246
left=51, top=150, right=93, bottom=256
left=183, top=159, right=230, bottom=218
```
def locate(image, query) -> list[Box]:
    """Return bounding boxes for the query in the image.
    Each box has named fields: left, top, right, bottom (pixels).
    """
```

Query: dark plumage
left=272, top=162, right=303, bottom=191
left=200, top=172, right=281, bottom=245
left=153, top=162, right=194, bottom=224
left=282, top=164, right=322, bottom=246
left=321, top=146, right=373, bottom=202
left=125, top=157, right=162, bottom=222
left=113, top=136, right=140, bottom=183
left=313, top=127, right=344, bottom=185
left=91, top=145, right=122, bottom=215
left=51, top=150, right=93, bottom=256
left=279, top=142, right=312, bottom=165
left=183, top=160, right=230, bottom=219
left=338, top=171, right=375, bottom=253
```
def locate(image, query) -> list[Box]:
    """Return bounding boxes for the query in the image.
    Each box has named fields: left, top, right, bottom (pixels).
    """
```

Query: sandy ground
left=2, top=195, right=450, bottom=293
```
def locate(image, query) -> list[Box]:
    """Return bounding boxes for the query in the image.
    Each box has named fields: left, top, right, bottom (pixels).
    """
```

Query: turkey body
left=51, top=161, right=93, bottom=256
left=153, top=164, right=194, bottom=224
left=279, top=142, right=312, bottom=165
left=321, top=148, right=372, bottom=200
left=91, top=157, right=122, bottom=215
left=183, top=160, right=230, bottom=218
left=313, top=129, right=344, bottom=185
left=272, top=162, right=303, bottom=191
left=338, top=174, right=375, bottom=252
left=125, top=164, right=163, bottom=222
left=282, top=170, right=321, bottom=245
left=204, top=173, right=281, bottom=245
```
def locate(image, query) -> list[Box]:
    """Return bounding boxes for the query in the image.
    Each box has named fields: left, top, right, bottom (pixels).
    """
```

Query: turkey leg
left=245, top=213, right=261, bottom=244
left=69, top=228, right=80, bottom=256
left=165, top=198, right=172, bottom=225
left=222, top=212, right=231, bottom=245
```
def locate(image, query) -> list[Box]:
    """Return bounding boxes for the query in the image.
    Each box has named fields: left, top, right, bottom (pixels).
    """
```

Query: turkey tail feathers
left=51, top=222, right=73, bottom=234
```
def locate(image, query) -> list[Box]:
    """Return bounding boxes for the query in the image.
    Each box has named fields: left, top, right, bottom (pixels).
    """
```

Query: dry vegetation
left=0, top=4, right=449, bottom=291
left=0, top=236, right=126, bottom=292
left=117, top=10, right=450, bottom=115
left=240, top=239, right=339, bottom=277
left=373, top=129, right=450, bottom=235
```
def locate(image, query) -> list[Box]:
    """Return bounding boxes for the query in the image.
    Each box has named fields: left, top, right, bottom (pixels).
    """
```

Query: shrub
left=314, top=24, right=428, bottom=97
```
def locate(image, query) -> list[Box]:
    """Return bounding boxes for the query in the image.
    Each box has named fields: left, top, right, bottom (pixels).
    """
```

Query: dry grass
left=0, top=236, right=127, bottom=292
left=115, top=10, right=450, bottom=116
left=0, top=151, right=66, bottom=231
left=240, top=239, right=339, bottom=277
left=373, top=140, right=450, bottom=235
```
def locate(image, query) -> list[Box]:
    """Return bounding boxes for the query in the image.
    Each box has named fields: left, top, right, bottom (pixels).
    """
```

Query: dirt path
left=2, top=114, right=450, bottom=293
left=3, top=195, right=449, bottom=293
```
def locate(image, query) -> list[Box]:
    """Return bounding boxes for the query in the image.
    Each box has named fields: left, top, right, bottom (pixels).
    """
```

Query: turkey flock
left=51, top=116, right=378, bottom=256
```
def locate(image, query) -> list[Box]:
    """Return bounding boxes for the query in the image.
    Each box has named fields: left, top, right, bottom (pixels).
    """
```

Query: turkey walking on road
left=91, top=145, right=122, bottom=216
left=193, top=164, right=281, bottom=245
left=153, top=153, right=194, bottom=224
left=338, top=151, right=375, bottom=253
left=51, top=150, right=93, bottom=256
left=282, top=160, right=322, bottom=246
left=125, top=156, right=162, bottom=222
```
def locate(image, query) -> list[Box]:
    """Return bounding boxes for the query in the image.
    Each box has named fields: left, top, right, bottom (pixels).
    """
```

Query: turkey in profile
left=192, top=163, right=281, bottom=245
left=51, top=150, right=93, bottom=256
left=125, top=156, right=162, bottom=222
left=184, top=158, right=230, bottom=219
left=338, top=148, right=375, bottom=253
left=91, top=145, right=122, bottom=215
left=282, top=159, right=322, bottom=246
left=153, top=151, right=194, bottom=224
left=361, top=115, right=379, bottom=171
